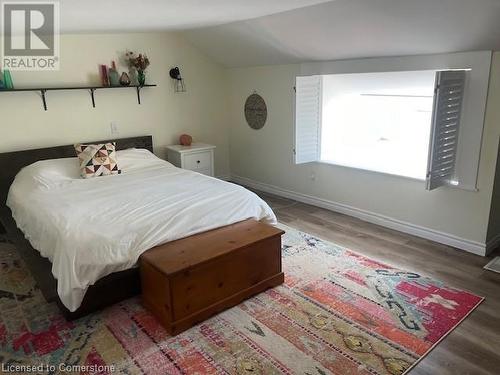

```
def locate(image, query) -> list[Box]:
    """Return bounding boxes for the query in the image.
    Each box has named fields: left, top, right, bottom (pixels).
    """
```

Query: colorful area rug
left=0, top=225, right=483, bottom=374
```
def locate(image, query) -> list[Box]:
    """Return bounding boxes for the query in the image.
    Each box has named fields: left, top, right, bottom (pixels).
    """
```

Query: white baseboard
left=231, top=175, right=487, bottom=256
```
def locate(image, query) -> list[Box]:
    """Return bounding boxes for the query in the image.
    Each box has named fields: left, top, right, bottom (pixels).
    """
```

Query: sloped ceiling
left=182, top=0, right=500, bottom=67
left=58, top=0, right=332, bottom=32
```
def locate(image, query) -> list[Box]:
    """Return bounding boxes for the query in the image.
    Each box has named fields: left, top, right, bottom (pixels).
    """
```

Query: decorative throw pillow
left=74, top=142, right=121, bottom=178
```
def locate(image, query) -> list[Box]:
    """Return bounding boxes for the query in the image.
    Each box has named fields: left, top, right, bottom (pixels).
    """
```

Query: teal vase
left=3, top=70, right=13, bottom=89
left=137, top=70, right=146, bottom=86
left=108, top=68, right=119, bottom=86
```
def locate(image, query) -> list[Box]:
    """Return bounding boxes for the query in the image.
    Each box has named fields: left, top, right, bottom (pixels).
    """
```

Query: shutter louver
left=295, top=75, right=322, bottom=164
left=426, top=70, right=466, bottom=190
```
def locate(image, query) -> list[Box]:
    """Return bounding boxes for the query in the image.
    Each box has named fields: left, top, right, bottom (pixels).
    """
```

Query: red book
left=100, top=65, right=109, bottom=86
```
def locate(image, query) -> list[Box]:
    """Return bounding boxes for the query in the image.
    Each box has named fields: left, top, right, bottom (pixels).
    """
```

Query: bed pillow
left=117, top=148, right=174, bottom=172
left=74, top=142, right=121, bottom=178
left=12, top=157, right=81, bottom=191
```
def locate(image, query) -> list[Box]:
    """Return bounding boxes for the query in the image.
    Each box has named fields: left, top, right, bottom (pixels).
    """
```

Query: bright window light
left=320, top=71, right=436, bottom=180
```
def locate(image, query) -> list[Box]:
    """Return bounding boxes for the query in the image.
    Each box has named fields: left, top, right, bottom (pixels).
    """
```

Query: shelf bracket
left=89, top=88, right=96, bottom=108
left=40, top=89, right=47, bottom=111
left=136, top=86, right=142, bottom=104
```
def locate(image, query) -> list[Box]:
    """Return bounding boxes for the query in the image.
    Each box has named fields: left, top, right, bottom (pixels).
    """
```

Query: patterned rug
left=0, top=225, right=483, bottom=375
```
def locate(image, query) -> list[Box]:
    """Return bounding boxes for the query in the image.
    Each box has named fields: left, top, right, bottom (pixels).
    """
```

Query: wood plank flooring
left=256, top=189, right=500, bottom=375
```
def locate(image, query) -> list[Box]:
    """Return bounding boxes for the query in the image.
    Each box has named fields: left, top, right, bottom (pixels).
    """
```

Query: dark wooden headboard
left=0, top=135, right=153, bottom=206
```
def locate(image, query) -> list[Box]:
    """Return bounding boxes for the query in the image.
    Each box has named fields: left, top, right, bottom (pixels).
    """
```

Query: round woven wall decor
left=244, top=93, right=267, bottom=130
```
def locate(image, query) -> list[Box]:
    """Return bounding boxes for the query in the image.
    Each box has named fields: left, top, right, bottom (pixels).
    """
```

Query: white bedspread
left=7, top=149, right=276, bottom=312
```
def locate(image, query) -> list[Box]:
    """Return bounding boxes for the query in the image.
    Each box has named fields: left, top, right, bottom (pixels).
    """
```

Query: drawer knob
left=197, top=160, right=200, bottom=164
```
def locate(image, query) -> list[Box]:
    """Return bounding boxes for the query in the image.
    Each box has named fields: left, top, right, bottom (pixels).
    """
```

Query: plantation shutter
left=294, top=75, right=322, bottom=164
left=426, top=70, right=466, bottom=190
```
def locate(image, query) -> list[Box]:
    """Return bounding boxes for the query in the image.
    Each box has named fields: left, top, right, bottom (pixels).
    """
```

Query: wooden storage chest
left=140, top=219, right=284, bottom=335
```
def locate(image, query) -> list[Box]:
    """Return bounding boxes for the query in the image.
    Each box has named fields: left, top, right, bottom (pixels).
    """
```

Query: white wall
left=0, top=32, right=230, bottom=177
left=2, top=33, right=499, bottom=255
left=228, top=52, right=500, bottom=255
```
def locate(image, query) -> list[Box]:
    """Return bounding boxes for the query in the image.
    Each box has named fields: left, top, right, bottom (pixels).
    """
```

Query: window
left=295, top=70, right=467, bottom=190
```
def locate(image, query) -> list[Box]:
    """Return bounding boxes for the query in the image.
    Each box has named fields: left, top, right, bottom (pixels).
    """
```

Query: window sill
left=317, top=159, right=426, bottom=182
left=315, top=160, right=478, bottom=192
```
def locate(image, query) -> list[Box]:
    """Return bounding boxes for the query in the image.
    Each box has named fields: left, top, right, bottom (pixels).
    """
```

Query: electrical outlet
left=110, top=122, right=119, bottom=135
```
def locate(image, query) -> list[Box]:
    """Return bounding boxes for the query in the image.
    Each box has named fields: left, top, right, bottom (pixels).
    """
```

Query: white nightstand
left=166, top=143, right=216, bottom=177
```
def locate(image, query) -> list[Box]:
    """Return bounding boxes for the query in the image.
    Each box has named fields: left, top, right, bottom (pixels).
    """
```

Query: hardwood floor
left=256, top=189, right=500, bottom=375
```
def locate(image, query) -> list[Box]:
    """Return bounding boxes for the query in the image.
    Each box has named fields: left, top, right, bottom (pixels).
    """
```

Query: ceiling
left=183, top=0, right=500, bottom=67
left=58, top=0, right=332, bottom=32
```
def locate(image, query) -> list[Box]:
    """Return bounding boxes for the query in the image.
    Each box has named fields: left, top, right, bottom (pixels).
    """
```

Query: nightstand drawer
left=184, top=152, right=211, bottom=171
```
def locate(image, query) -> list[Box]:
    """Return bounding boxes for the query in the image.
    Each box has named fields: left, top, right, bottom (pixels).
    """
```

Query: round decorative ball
left=179, top=134, right=193, bottom=146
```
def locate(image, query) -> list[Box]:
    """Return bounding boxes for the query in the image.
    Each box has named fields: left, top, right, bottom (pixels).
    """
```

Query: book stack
left=100, top=65, right=110, bottom=87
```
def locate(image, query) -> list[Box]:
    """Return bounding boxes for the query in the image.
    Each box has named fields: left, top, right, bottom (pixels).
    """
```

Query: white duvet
left=7, top=148, right=276, bottom=312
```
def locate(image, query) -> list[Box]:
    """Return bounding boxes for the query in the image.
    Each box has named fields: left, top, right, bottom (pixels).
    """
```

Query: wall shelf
left=0, top=84, right=157, bottom=110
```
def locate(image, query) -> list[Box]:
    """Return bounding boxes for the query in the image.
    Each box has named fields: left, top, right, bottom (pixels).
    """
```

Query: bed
left=0, top=136, right=276, bottom=319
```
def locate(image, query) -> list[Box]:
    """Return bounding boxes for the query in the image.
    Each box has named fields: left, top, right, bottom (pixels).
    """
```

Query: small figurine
left=119, top=72, right=131, bottom=86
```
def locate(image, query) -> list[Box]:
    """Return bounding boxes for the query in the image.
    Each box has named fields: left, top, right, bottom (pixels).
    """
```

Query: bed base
left=2, top=208, right=141, bottom=320
left=0, top=136, right=152, bottom=320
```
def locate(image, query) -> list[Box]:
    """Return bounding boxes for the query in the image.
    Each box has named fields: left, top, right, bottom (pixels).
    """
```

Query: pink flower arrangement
left=126, top=51, right=150, bottom=72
